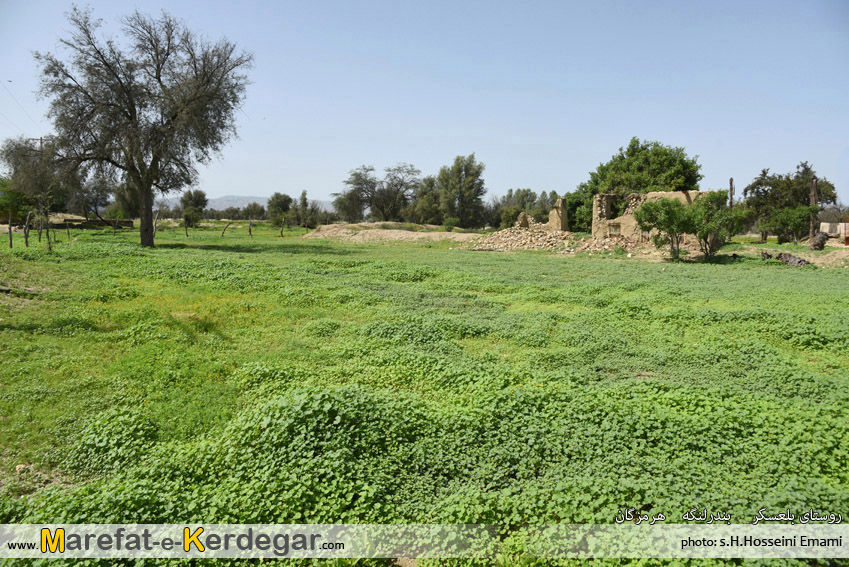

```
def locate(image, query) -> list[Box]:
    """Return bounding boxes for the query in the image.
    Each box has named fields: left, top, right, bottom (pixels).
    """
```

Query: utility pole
left=809, top=176, right=818, bottom=240
left=729, top=177, right=734, bottom=210
left=25, top=137, right=44, bottom=151
left=24, top=137, right=48, bottom=248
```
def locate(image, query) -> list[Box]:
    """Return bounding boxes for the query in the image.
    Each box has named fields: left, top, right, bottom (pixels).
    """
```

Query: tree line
left=332, top=154, right=487, bottom=229
left=0, top=7, right=843, bottom=248
left=175, top=190, right=334, bottom=229
left=2, top=134, right=843, bottom=248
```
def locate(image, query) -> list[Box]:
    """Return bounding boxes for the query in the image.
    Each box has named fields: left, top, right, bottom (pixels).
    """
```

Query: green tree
left=242, top=202, right=265, bottom=220
left=566, top=137, right=703, bottom=232
left=0, top=177, right=27, bottom=221
left=180, top=190, right=208, bottom=211
left=113, top=183, right=140, bottom=219
left=67, top=174, right=112, bottom=221
left=488, top=188, right=560, bottom=228
left=436, top=154, right=486, bottom=228
left=267, top=193, right=293, bottom=225
left=689, top=191, right=747, bottom=259
left=222, top=206, right=242, bottom=220
left=412, top=176, right=442, bottom=225
left=0, top=137, right=74, bottom=237
left=289, top=190, right=321, bottom=228
left=296, top=190, right=310, bottom=227
left=633, top=198, right=694, bottom=260
left=331, top=188, right=365, bottom=223
left=743, top=162, right=836, bottom=239
left=0, top=177, right=28, bottom=247
left=762, top=205, right=818, bottom=244
left=36, top=7, right=252, bottom=246
left=180, top=190, right=208, bottom=228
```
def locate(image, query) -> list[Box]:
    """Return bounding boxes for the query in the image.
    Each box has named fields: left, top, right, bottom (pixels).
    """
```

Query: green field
left=1, top=224, right=848, bottom=565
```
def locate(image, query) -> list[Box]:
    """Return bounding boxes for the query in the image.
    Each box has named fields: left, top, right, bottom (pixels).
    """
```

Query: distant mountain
left=159, top=195, right=266, bottom=209
left=207, top=196, right=269, bottom=210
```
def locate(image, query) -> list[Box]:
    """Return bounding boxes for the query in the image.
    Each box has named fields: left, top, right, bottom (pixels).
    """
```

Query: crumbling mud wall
left=547, top=198, right=569, bottom=232
left=591, top=191, right=712, bottom=241
left=819, top=222, right=849, bottom=238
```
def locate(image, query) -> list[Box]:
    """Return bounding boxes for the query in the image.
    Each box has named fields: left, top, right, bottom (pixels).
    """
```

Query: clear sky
left=1, top=0, right=847, bottom=203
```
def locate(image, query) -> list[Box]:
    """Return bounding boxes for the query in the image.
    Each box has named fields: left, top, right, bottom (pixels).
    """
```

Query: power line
left=0, top=109, right=22, bottom=133
left=0, top=80, right=42, bottom=130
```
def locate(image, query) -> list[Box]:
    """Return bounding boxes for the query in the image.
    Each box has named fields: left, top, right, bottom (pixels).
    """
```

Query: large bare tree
left=36, top=7, right=253, bottom=246
left=342, top=163, right=421, bottom=222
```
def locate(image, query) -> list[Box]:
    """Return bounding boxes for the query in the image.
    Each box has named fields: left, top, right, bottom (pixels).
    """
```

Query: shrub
left=690, top=191, right=746, bottom=259
left=442, top=217, right=460, bottom=232
left=633, top=198, right=693, bottom=260
left=66, top=408, right=159, bottom=476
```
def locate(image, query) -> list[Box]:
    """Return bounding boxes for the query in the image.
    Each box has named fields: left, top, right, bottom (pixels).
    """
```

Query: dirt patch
left=814, top=248, right=849, bottom=267
left=304, top=223, right=481, bottom=243
left=0, top=462, right=73, bottom=497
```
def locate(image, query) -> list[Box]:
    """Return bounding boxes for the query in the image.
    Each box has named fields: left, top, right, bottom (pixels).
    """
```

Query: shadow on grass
left=660, top=253, right=751, bottom=265
left=700, top=254, right=750, bottom=265
left=154, top=242, right=358, bottom=255
left=0, top=316, right=107, bottom=335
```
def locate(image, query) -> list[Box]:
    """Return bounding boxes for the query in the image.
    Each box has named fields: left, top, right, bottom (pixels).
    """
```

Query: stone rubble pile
left=473, top=222, right=572, bottom=251
left=472, top=217, right=663, bottom=254
left=563, top=235, right=642, bottom=254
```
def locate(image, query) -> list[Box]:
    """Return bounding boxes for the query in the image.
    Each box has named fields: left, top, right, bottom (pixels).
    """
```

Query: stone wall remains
left=591, top=190, right=713, bottom=241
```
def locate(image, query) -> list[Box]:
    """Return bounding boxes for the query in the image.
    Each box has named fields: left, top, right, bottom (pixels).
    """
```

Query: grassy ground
left=1, top=223, right=848, bottom=565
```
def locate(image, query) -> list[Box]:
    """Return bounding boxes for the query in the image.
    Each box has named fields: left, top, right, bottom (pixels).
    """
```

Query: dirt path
left=303, top=223, right=481, bottom=243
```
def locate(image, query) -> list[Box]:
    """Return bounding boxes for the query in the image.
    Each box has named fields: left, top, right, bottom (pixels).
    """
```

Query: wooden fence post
left=809, top=177, right=818, bottom=240
left=23, top=211, right=31, bottom=247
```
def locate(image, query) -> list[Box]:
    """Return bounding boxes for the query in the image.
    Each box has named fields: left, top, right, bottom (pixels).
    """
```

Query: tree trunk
left=23, top=211, right=31, bottom=247
left=184, top=222, right=188, bottom=238
left=221, top=222, right=232, bottom=237
left=280, top=225, right=284, bottom=238
left=45, top=223, right=52, bottom=252
left=153, top=208, right=160, bottom=239
left=248, top=217, right=253, bottom=237
left=66, top=221, right=71, bottom=241
left=7, top=209, right=12, bottom=249
left=138, top=184, right=155, bottom=247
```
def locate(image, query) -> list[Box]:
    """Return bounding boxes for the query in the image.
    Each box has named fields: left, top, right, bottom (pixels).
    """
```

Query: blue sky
left=1, top=0, right=847, bottom=203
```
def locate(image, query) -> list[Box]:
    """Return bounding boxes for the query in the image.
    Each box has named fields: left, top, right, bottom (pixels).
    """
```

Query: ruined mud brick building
left=515, top=198, right=569, bottom=232
left=591, top=190, right=713, bottom=241
left=819, top=222, right=849, bottom=239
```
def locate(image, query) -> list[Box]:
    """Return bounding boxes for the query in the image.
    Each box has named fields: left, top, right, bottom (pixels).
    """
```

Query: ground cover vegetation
left=1, top=223, right=847, bottom=566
